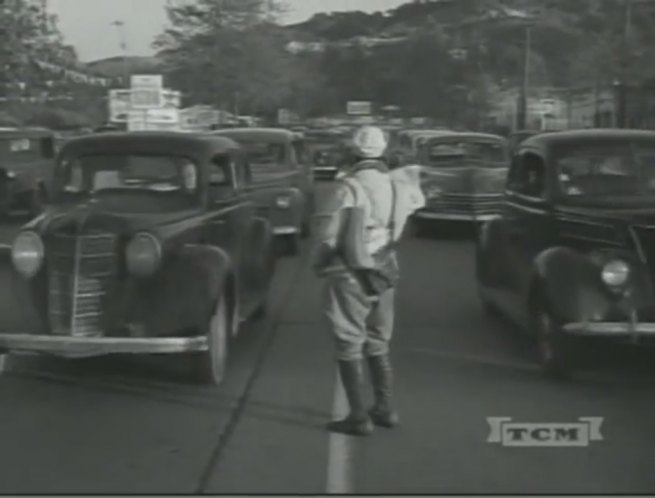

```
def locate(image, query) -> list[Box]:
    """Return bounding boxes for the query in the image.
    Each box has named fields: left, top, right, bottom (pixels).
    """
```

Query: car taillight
left=11, top=231, right=44, bottom=278
left=126, top=232, right=161, bottom=277
left=276, top=195, right=292, bottom=209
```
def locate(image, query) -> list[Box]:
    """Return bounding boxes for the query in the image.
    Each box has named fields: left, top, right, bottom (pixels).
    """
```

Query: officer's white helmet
left=351, top=126, right=388, bottom=158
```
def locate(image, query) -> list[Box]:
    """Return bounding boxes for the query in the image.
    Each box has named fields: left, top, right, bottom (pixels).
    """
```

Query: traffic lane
left=203, top=183, right=347, bottom=493
left=356, top=236, right=655, bottom=494
left=0, top=251, right=304, bottom=494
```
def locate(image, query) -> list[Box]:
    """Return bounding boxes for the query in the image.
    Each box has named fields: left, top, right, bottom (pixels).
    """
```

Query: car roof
left=521, top=128, right=655, bottom=149
left=59, top=131, right=241, bottom=157
left=0, top=127, right=54, bottom=138
left=211, top=127, right=297, bottom=143
left=424, top=131, right=507, bottom=143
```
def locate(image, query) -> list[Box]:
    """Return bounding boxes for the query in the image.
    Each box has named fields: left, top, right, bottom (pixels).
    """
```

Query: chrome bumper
left=273, top=226, right=299, bottom=235
left=563, top=322, right=655, bottom=336
left=415, top=212, right=498, bottom=222
left=0, top=333, right=208, bottom=357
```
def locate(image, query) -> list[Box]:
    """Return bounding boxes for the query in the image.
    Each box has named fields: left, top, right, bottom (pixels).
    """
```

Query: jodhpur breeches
left=323, top=272, right=395, bottom=361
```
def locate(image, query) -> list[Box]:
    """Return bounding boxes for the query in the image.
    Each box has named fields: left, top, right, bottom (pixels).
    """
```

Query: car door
left=205, top=152, right=249, bottom=277
left=503, top=150, right=553, bottom=299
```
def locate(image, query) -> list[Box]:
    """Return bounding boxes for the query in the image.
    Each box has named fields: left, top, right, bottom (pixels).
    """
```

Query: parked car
left=413, top=132, right=509, bottom=234
left=0, top=127, right=56, bottom=217
left=476, top=129, right=655, bottom=379
left=211, top=128, right=315, bottom=254
left=304, top=129, right=348, bottom=180
left=0, top=132, right=276, bottom=385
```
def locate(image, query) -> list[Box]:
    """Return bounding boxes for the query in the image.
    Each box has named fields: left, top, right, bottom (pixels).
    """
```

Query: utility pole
left=111, top=20, right=129, bottom=88
left=616, top=0, right=632, bottom=128
left=516, top=25, right=532, bottom=130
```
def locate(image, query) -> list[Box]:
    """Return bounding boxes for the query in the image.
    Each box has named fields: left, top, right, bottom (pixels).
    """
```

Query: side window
left=233, top=154, right=250, bottom=189
left=511, top=152, right=546, bottom=198
left=208, top=154, right=234, bottom=200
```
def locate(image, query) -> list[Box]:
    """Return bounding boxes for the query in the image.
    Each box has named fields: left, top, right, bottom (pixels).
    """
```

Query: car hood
left=25, top=203, right=198, bottom=237
left=557, top=205, right=655, bottom=227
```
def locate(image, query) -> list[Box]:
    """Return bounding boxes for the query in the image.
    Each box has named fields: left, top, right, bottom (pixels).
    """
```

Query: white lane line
left=326, top=368, right=355, bottom=494
left=407, top=347, right=538, bottom=373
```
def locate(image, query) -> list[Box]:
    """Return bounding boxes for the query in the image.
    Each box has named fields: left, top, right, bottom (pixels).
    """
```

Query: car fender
left=528, top=246, right=651, bottom=323
left=126, top=244, right=238, bottom=337
left=0, top=245, right=46, bottom=335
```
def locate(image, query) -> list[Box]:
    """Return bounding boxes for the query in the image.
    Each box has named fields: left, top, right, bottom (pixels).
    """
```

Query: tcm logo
left=487, top=417, right=604, bottom=447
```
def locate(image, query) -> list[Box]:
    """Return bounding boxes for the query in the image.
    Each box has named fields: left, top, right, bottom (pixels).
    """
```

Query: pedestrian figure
left=312, top=125, right=426, bottom=436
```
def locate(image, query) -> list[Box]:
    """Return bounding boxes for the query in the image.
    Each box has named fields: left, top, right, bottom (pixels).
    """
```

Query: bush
left=24, top=108, right=93, bottom=130
left=0, top=111, right=21, bottom=127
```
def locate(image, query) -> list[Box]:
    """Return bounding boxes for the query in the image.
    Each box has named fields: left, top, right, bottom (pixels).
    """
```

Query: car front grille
left=426, top=193, right=503, bottom=216
left=47, top=232, right=118, bottom=337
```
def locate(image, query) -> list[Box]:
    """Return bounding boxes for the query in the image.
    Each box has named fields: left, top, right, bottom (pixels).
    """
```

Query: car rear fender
left=476, top=217, right=505, bottom=283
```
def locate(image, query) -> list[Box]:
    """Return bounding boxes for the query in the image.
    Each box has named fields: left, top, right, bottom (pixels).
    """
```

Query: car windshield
left=556, top=144, right=655, bottom=198
left=57, top=154, right=199, bottom=195
left=426, top=140, right=507, bottom=166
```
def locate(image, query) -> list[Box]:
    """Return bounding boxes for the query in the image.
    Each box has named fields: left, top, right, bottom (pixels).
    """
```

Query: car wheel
left=301, top=218, right=311, bottom=239
left=532, top=303, right=573, bottom=381
left=197, top=295, right=230, bottom=386
left=285, top=233, right=301, bottom=256
left=478, top=287, right=500, bottom=318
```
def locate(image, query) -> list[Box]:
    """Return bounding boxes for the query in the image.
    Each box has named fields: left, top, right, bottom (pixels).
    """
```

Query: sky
left=47, top=0, right=411, bottom=62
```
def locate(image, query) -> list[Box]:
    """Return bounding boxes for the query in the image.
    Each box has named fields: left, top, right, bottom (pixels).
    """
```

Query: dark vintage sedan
left=0, top=127, right=56, bottom=217
left=477, top=129, right=655, bottom=378
left=0, top=132, right=276, bottom=385
left=413, top=132, right=509, bottom=234
left=211, top=128, right=315, bottom=254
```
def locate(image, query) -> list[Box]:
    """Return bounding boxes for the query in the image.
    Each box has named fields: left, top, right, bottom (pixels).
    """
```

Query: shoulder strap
left=388, top=178, right=397, bottom=231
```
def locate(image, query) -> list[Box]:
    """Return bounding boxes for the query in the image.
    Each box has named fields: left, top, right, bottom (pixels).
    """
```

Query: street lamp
left=111, top=20, right=129, bottom=87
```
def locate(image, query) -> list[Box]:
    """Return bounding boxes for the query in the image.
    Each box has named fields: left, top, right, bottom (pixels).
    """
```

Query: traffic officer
left=312, top=125, right=425, bottom=436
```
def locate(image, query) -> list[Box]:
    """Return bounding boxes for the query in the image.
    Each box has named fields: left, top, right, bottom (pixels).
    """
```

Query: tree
left=155, top=0, right=308, bottom=115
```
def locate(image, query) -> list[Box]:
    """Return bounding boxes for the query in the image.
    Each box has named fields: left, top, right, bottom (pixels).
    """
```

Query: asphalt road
left=1, top=194, right=655, bottom=493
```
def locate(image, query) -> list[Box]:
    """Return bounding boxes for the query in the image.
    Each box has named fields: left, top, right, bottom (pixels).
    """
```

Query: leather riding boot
left=367, top=354, right=400, bottom=428
left=327, top=360, right=374, bottom=436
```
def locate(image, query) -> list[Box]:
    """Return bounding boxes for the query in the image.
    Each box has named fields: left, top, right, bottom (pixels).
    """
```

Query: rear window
left=0, top=137, right=53, bottom=161
left=426, top=140, right=507, bottom=165
left=238, top=141, right=291, bottom=181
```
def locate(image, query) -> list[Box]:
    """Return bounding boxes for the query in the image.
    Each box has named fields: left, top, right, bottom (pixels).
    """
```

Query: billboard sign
left=130, top=74, right=163, bottom=90
left=108, top=89, right=131, bottom=122
left=347, top=101, right=373, bottom=115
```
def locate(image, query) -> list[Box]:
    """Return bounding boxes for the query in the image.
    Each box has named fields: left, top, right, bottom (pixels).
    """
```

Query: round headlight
left=11, top=231, right=44, bottom=278
left=126, top=233, right=161, bottom=277
left=601, top=260, right=630, bottom=287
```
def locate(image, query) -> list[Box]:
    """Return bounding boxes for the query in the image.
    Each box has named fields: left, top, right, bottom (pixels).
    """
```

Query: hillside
left=84, top=56, right=163, bottom=79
